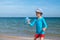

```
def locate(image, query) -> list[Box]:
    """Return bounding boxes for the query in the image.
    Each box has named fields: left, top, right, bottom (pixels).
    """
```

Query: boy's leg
left=40, top=37, right=44, bottom=40
left=34, top=34, right=39, bottom=40
left=40, top=34, right=45, bottom=40
left=34, top=38, right=37, bottom=40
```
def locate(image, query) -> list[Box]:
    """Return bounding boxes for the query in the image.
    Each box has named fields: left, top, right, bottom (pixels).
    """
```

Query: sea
left=0, top=17, right=60, bottom=37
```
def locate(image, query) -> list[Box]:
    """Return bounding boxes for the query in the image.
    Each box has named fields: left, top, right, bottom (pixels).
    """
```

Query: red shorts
left=34, top=34, right=45, bottom=38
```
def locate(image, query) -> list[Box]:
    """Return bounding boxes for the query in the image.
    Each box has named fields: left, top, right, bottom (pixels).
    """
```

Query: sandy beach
left=0, top=34, right=60, bottom=40
left=0, top=34, right=33, bottom=40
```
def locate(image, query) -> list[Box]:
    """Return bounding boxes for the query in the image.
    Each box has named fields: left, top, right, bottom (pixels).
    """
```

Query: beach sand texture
left=0, top=35, right=60, bottom=40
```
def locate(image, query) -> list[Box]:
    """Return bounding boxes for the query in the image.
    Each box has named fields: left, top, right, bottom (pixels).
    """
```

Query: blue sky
left=0, top=0, right=60, bottom=17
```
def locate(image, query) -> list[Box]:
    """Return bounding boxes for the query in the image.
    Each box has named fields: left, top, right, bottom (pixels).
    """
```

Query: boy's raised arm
left=28, top=19, right=36, bottom=27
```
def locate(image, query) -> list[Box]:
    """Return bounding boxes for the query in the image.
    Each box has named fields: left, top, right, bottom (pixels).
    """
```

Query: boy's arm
left=42, top=18, right=47, bottom=31
left=28, top=19, right=36, bottom=27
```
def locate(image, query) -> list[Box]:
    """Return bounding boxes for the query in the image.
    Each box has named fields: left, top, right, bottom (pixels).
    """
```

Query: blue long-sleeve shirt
left=29, top=17, right=47, bottom=34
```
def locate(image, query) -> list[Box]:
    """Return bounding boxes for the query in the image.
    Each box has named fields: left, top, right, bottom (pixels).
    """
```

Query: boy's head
left=36, top=9, right=43, bottom=17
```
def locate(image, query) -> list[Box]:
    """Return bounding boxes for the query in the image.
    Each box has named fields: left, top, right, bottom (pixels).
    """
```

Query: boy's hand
left=27, top=19, right=30, bottom=24
left=43, top=28, right=46, bottom=31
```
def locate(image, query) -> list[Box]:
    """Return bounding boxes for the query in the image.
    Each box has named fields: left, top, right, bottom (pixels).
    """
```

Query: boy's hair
left=36, top=12, right=43, bottom=16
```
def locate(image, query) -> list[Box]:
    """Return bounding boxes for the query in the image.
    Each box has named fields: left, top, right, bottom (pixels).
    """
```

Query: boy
left=28, top=9, right=47, bottom=40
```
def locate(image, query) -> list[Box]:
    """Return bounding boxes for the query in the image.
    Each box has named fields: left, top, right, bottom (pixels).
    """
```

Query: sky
left=0, top=0, right=60, bottom=17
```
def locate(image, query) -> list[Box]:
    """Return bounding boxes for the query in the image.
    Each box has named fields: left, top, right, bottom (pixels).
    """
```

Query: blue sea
left=0, top=17, right=60, bottom=37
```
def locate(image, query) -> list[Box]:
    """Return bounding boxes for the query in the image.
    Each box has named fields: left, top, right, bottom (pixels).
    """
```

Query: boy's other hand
left=43, top=28, right=46, bottom=31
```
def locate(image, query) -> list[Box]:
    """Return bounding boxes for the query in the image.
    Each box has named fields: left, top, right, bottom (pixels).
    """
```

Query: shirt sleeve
left=42, top=18, right=47, bottom=28
left=29, top=19, right=36, bottom=27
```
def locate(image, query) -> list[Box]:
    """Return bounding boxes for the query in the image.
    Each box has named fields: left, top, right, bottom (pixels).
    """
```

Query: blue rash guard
left=29, top=17, right=47, bottom=34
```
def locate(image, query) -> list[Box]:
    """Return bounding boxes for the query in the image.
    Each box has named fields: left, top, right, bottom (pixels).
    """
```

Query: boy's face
left=36, top=12, right=41, bottom=17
